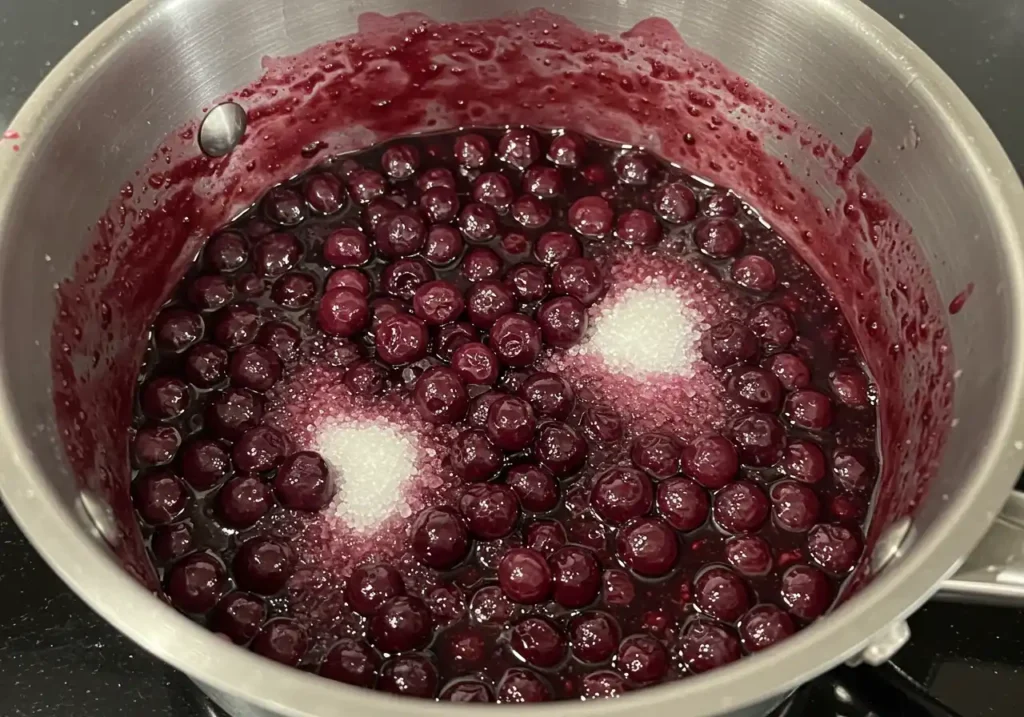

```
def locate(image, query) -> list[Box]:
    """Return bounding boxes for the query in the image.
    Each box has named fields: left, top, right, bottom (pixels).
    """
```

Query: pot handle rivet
left=198, top=102, right=247, bottom=158
left=871, top=516, right=914, bottom=573
left=74, top=490, right=120, bottom=549
left=849, top=620, right=912, bottom=667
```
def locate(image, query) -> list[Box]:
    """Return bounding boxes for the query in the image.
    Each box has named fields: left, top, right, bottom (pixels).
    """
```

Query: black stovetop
left=1, top=1, right=1023, bottom=715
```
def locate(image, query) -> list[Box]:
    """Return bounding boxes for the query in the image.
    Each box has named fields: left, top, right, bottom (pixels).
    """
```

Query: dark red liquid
left=130, top=127, right=875, bottom=701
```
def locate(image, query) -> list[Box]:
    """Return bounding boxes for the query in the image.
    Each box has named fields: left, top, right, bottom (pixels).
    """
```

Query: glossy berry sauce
left=129, top=127, right=878, bottom=702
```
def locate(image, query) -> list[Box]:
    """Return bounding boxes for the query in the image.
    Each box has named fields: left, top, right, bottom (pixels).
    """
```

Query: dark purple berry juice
left=130, top=127, right=878, bottom=702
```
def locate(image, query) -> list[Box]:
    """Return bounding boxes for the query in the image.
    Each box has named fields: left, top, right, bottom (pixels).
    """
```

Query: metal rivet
left=857, top=620, right=911, bottom=666
left=871, top=516, right=914, bottom=573
left=74, top=490, right=120, bottom=548
left=198, top=102, right=247, bottom=157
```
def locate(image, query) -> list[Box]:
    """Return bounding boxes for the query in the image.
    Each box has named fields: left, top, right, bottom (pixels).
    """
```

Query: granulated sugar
left=546, top=249, right=745, bottom=440
left=265, top=361, right=458, bottom=574
left=583, top=278, right=701, bottom=379
left=317, top=417, right=420, bottom=533
left=274, top=362, right=461, bottom=630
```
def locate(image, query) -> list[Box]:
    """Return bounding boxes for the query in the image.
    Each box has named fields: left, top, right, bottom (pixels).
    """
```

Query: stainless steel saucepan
left=1, top=1, right=1023, bottom=716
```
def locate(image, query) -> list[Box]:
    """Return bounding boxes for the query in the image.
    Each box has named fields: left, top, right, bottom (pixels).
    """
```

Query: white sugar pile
left=582, top=279, right=702, bottom=379
left=316, top=418, right=420, bottom=533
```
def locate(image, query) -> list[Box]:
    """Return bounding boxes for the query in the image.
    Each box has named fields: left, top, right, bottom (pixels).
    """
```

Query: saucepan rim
left=0, top=0, right=1022, bottom=715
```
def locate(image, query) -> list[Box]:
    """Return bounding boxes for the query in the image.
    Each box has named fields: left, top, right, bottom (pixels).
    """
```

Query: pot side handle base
left=935, top=489, right=1024, bottom=606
